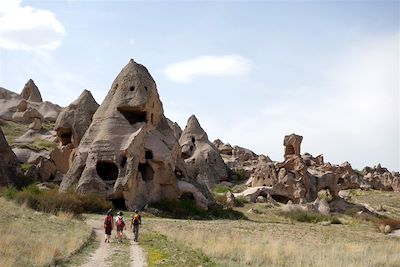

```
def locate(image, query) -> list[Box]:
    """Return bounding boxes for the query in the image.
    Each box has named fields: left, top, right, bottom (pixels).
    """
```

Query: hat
left=117, top=211, right=123, bottom=216
left=134, top=209, right=138, bottom=213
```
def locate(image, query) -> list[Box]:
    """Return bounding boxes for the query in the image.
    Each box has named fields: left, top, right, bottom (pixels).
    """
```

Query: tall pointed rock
left=21, top=79, right=42, bottom=102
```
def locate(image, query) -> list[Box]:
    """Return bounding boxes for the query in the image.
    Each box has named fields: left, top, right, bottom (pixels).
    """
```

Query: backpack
left=133, top=214, right=140, bottom=224
left=104, top=215, right=112, bottom=227
left=117, top=217, right=125, bottom=228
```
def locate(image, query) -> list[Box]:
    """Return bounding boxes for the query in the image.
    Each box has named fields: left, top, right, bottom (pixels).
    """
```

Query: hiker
left=130, top=209, right=142, bottom=242
left=115, top=211, right=126, bottom=240
left=103, top=209, right=114, bottom=243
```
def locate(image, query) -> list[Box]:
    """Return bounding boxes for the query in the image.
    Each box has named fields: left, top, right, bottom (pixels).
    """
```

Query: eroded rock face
left=0, top=128, right=21, bottom=186
left=60, top=59, right=210, bottom=210
left=179, top=115, right=228, bottom=191
left=21, top=79, right=42, bottom=102
left=55, top=90, right=99, bottom=148
left=284, top=134, right=303, bottom=159
left=0, top=80, right=61, bottom=123
left=362, top=164, right=400, bottom=191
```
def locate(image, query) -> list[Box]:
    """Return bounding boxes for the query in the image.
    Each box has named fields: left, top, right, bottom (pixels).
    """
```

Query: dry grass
left=0, top=197, right=92, bottom=267
left=143, top=190, right=400, bottom=267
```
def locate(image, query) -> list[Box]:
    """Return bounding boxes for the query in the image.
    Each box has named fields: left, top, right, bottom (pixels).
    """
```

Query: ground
left=0, top=189, right=399, bottom=267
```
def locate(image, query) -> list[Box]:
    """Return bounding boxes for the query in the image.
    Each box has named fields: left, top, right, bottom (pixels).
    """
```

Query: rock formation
left=179, top=115, right=228, bottom=190
left=21, top=79, right=43, bottom=102
left=60, top=59, right=211, bottom=210
left=284, top=134, right=303, bottom=159
left=0, top=80, right=61, bottom=123
left=0, top=127, right=21, bottom=186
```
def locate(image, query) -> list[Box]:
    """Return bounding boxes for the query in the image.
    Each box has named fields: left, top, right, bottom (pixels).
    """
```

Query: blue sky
left=0, top=0, right=399, bottom=170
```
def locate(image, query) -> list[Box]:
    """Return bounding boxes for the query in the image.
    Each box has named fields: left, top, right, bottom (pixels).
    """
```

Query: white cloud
left=164, top=55, right=253, bottom=83
left=0, top=0, right=65, bottom=51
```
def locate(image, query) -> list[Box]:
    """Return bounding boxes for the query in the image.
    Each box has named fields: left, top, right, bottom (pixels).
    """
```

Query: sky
left=0, top=0, right=399, bottom=171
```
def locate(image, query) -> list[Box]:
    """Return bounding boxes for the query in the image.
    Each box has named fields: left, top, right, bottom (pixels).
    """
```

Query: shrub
left=13, top=186, right=112, bottom=216
left=4, top=185, right=17, bottom=200
left=281, top=210, right=341, bottom=224
left=232, top=168, right=247, bottom=181
left=213, top=185, right=231, bottom=194
left=236, top=195, right=249, bottom=206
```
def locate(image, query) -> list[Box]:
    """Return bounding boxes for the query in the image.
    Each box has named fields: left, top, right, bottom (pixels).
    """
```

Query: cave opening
left=117, top=107, right=147, bottom=125
left=138, top=163, right=154, bottom=181
left=270, top=194, right=290, bottom=204
left=337, top=178, right=344, bottom=185
left=145, top=150, right=153, bottom=160
left=96, top=161, right=119, bottom=180
left=58, top=129, right=72, bottom=145
left=120, top=156, right=127, bottom=168
left=111, top=198, right=126, bottom=210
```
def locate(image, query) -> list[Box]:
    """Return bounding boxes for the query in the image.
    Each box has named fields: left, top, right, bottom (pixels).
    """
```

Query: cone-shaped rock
left=55, top=89, right=99, bottom=147
left=0, top=128, right=21, bottom=186
left=179, top=115, right=228, bottom=190
left=60, top=60, right=209, bottom=210
left=21, top=79, right=42, bottom=102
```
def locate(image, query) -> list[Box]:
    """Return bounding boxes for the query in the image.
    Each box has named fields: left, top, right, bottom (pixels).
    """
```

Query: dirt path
left=81, top=219, right=115, bottom=267
left=127, top=229, right=147, bottom=267
left=82, top=218, right=147, bottom=267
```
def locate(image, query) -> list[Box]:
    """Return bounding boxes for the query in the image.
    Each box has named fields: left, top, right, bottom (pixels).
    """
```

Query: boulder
left=29, top=117, right=42, bottom=130
left=0, top=127, right=21, bottom=186
left=60, top=59, right=211, bottom=210
left=179, top=115, right=228, bottom=191
left=226, top=191, right=237, bottom=207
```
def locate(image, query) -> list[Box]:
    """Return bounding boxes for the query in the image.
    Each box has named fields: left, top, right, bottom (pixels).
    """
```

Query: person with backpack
left=130, top=209, right=142, bottom=242
left=115, top=211, right=126, bottom=241
left=103, top=209, right=114, bottom=243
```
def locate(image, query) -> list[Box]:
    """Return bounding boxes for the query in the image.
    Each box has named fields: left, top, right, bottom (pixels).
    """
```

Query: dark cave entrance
left=111, top=198, right=126, bottom=210
left=337, top=178, right=344, bottom=186
left=180, top=192, right=195, bottom=202
left=58, top=129, right=72, bottom=145
left=145, top=150, right=153, bottom=160
left=117, top=107, right=147, bottom=125
left=270, top=194, right=290, bottom=204
left=138, top=163, right=154, bottom=181
left=96, top=161, right=119, bottom=181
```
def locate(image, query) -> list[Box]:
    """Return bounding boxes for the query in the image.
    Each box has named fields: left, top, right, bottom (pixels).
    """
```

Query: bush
left=4, top=185, right=17, bottom=200
left=232, top=168, right=247, bottom=181
left=151, top=199, right=247, bottom=220
left=281, top=210, right=341, bottom=224
left=236, top=195, right=249, bottom=206
left=213, top=185, right=231, bottom=194
left=12, top=186, right=112, bottom=216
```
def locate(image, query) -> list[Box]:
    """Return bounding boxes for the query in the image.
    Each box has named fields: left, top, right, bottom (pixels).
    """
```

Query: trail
left=82, top=218, right=147, bottom=267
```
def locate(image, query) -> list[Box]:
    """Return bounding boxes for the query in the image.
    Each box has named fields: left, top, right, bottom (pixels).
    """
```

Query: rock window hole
left=191, top=136, right=195, bottom=143
left=138, top=163, right=154, bottom=181
left=130, top=86, right=135, bottom=91
left=190, top=145, right=194, bottom=152
left=117, top=107, right=147, bottom=125
left=180, top=192, right=195, bottom=202
left=145, top=150, right=153, bottom=160
left=120, top=156, right=127, bottom=168
left=96, top=161, right=119, bottom=181
left=144, top=86, right=148, bottom=91
left=115, top=83, right=119, bottom=89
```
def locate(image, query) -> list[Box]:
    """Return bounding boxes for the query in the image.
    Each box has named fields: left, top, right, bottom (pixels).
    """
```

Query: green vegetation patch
left=141, top=231, right=216, bottom=267
left=280, top=210, right=342, bottom=224
left=0, top=120, right=28, bottom=144
left=7, top=184, right=112, bottom=216
left=42, top=122, right=55, bottom=132
left=151, top=199, right=246, bottom=220
left=17, top=138, right=57, bottom=151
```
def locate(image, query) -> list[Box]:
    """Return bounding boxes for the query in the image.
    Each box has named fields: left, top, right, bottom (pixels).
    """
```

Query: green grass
left=17, top=138, right=57, bottom=151
left=0, top=120, right=28, bottom=144
left=42, top=122, right=55, bottom=132
left=20, top=163, right=33, bottom=173
left=141, top=231, right=216, bottom=267
left=280, top=210, right=342, bottom=224
left=213, top=184, right=231, bottom=193
left=106, top=239, right=131, bottom=267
